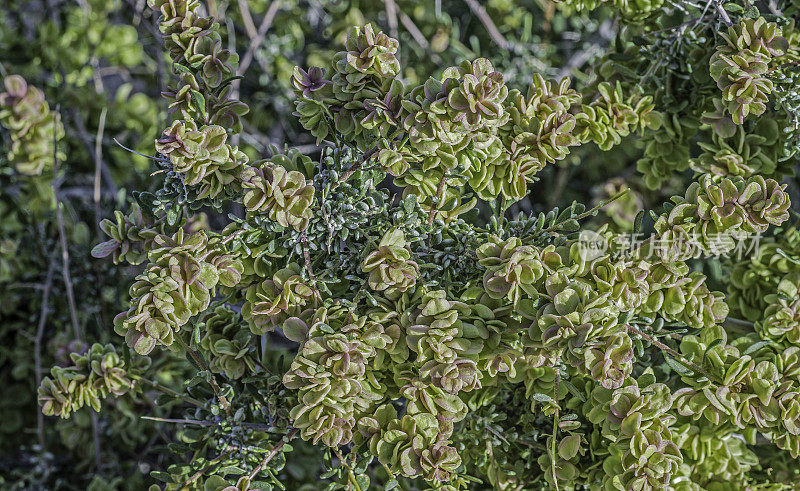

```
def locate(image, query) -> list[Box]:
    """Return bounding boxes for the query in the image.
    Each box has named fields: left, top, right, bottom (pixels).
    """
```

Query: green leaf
left=722, top=2, right=743, bottom=12
left=561, top=379, right=586, bottom=402
left=531, top=392, right=557, bottom=405
left=743, top=341, right=772, bottom=356
left=320, top=466, right=339, bottom=479
left=355, top=474, right=370, bottom=489
left=168, top=442, right=193, bottom=454
left=664, top=356, right=693, bottom=376
left=218, top=465, right=247, bottom=476
left=166, top=206, right=180, bottom=226
left=701, top=339, right=723, bottom=365
left=190, top=89, right=206, bottom=118
left=150, top=471, right=175, bottom=483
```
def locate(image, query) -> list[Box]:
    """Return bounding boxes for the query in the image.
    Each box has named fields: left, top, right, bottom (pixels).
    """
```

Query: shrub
left=1, top=0, right=800, bottom=489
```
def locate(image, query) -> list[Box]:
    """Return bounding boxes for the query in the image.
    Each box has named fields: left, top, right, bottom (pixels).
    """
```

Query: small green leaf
left=561, top=379, right=586, bottom=402
left=665, top=356, right=693, bottom=376
left=743, top=340, right=771, bottom=356
left=532, top=392, right=557, bottom=405
left=701, top=339, right=723, bottom=365
left=190, top=89, right=206, bottom=118
left=150, top=471, right=175, bottom=483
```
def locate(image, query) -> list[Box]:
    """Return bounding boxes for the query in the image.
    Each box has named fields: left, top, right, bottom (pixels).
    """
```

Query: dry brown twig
left=333, top=144, right=380, bottom=189
left=464, top=0, right=511, bottom=50
left=396, top=9, right=443, bottom=64
left=34, top=259, right=57, bottom=447
left=52, top=110, right=82, bottom=341
left=175, top=336, right=233, bottom=417
left=93, top=107, right=107, bottom=221
left=384, top=0, right=399, bottom=39
left=237, top=0, right=282, bottom=87
left=427, top=173, right=448, bottom=227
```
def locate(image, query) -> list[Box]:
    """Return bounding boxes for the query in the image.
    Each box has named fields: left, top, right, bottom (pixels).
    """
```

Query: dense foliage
left=2, top=0, right=800, bottom=489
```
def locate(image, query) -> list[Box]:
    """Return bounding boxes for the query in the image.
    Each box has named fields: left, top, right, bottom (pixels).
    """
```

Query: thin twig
left=237, top=0, right=257, bottom=39
left=556, top=44, right=603, bottom=79
left=333, top=144, right=380, bottom=189
left=175, top=337, right=232, bottom=417
left=34, top=259, right=57, bottom=448
left=551, top=357, right=561, bottom=491
left=384, top=0, right=399, bottom=39
left=237, top=0, right=282, bottom=79
left=70, top=110, right=118, bottom=194
left=112, top=138, right=167, bottom=162
left=55, top=108, right=103, bottom=467
left=648, top=14, right=713, bottom=35
left=181, top=448, right=236, bottom=486
left=246, top=428, right=298, bottom=481
left=228, top=0, right=282, bottom=142
left=540, top=188, right=630, bottom=234
left=300, top=234, right=317, bottom=284
left=548, top=164, right=570, bottom=209
left=141, top=416, right=276, bottom=431
left=131, top=375, right=206, bottom=407
left=464, top=0, right=510, bottom=50
left=427, top=174, right=448, bottom=227
left=90, top=412, right=102, bottom=470
left=397, top=11, right=442, bottom=64
left=627, top=325, right=718, bottom=382
left=52, top=110, right=82, bottom=341
left=93, top=107, right=107, bottom=223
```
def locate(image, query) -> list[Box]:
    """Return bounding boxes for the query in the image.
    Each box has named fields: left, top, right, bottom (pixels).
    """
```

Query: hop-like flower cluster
left=636, top=113, right=696, bottom=190
left=672, top=420, right=757, bottom=488
left=282, top=306, right=390, bottom=447
left=292, top=24, right=653, bottom=210
left=362, top=229, right=419, bottom=297
left=241, top=155, right=315, bottom=232
left=756, top=274, right=800, bottom=347
left=640, top=271, right=729, bottom=330
left=155, top=120, right=249, bottom=199
left=654, top=174, right=791, bottom=258
left=38, top=344, right=135, bottom=418
left=523, top=272, right=622, bottom=373
left=710, top=17, right=789, bottom=124
left=242, top=263, right=318, bottom=335
left=364, top=405, right=461, bottom=481
left=91, top=203, right=164, bottom=265
left=576, top=82, right=659, bottom=151
left=199, top=304, right=256, bottom=379
left=675, top=326, right=800, bottom=457
left=477, top=235, right=561, bottom=305
left=587, top=371, right=681, bottom=490
left=50, top=12, right=800, bottom=489
left=149, top=0, right=248, bottom=130
left=114, top=229, right=243, bottom=354
left=497, top=75, right=582, bottom=191
left=692, top=119, right=786, bottom=178
left=727, top=227, right=800, bottom=321
left=0, top=75, right=64, bottom=176
left=568, top=238, right=651, bottom=312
